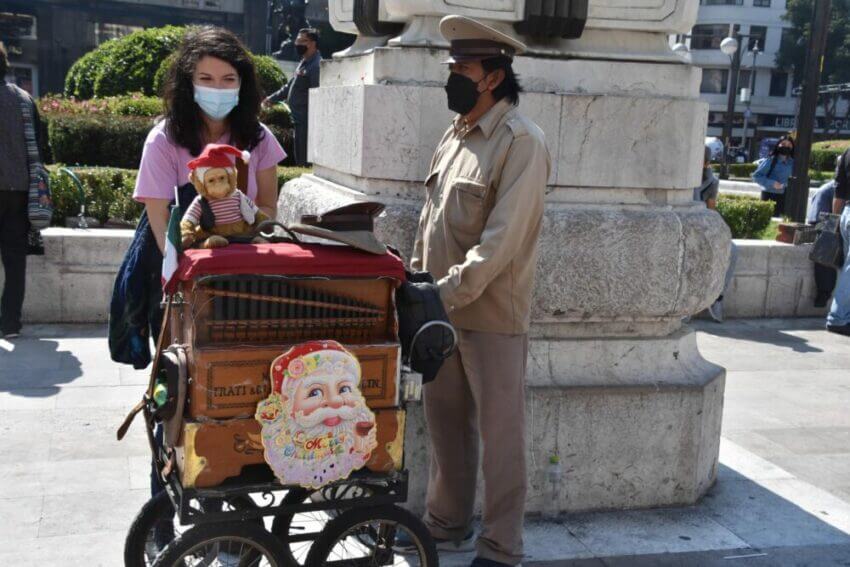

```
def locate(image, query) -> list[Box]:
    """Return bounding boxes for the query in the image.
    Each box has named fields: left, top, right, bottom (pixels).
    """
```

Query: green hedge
left=715, top=194, right=775, bottom=239
left=48, top=166, right=141, bottom=226
left=811, top=140, right=850, bottom=172
left=47, top=165, right=309, bottom=226
left=48, top=114, right=155, bottom=169
left=710, top=163, right=758, bottom=177
left=40, top=94, right=293, bottom=168
left=65, top=26, right=185, bottom=98
left=252, top=55, right=287, bottom=98
left=66, top=25, right=286, bottom=99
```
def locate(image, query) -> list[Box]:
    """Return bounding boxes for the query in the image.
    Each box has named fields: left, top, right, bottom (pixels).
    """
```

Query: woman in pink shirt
left=134, top=26, right=286, bottom=254
left=129, top=26, right=287, bottom=542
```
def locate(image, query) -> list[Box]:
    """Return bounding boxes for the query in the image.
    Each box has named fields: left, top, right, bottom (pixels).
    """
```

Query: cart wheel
left=152, top=522, right=289, bottom=567
left=304, top=505, right=437, bottom=567
left=272, top=483, right=390, bottom=565
left=124, top=491, right=259, bottom=567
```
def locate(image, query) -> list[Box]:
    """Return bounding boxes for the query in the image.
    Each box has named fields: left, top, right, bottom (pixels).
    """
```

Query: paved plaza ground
left=1, top=318, right=849, bottom=565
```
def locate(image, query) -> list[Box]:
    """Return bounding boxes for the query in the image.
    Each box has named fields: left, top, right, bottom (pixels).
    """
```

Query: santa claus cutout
left=255, top=341, right=378, bottom=488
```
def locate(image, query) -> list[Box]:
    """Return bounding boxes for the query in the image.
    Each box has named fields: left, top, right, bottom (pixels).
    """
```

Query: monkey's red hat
left=187, top=143, right=250, bottom=170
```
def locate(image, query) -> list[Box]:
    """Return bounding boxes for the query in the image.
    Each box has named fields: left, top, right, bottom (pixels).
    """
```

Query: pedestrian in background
left=827, top=147, right=850, bottom=336
left=265, top=28, right=321, bottom=166
left=753, top=135, right=794, bottom=217
left=0, top=42, right=43, bottom=339
left=808, top=178, right=837, bottom=307
left=695, top=145, right=719, bottom=209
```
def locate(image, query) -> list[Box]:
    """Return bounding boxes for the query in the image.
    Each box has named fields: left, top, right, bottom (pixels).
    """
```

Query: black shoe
left=470, top=558, right=517, bottom=567
left=826, top=324, right=850, bottom=337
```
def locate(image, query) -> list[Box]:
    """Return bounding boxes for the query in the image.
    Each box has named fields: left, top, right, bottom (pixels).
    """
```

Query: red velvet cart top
left=167, top=243, right=406, bottom=292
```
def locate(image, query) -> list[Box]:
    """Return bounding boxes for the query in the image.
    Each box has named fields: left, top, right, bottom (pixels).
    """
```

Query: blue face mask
left=193, top=84, right=240, bottom=120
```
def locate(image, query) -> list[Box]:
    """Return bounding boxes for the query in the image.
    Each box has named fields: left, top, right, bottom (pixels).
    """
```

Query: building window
left=748, top=26, right=766, bottom=51
left=769, top=71, right=789, bottom=97
left=753, top=0, right=771, bottom=6
left=739, top=70, right=756, bottom=95
left=700, top=0, right=743, bottom=5
left=0, top=12, right=37, bottom=39
left=701, top=69, right=729, bottom=94
left=692, top=24, right=735, bottom=50
left=93, top=22, right=143, bottom=45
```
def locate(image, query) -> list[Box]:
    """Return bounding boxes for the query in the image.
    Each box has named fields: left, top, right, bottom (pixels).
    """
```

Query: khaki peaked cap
left=439, top=15, right=527, bottom=63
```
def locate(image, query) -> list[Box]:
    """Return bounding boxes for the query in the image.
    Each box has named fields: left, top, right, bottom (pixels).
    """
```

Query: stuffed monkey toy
left=181, top=144, right=270, bottom=249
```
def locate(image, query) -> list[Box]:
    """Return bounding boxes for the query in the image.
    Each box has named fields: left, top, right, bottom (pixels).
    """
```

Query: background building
left=0, top=0, right=268, bottom=96
left=676, top=0, right=849, bottom=158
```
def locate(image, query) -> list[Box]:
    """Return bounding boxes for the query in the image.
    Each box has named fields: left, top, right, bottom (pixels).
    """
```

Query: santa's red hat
left=269, top=341, right=360, bottom=394
left=187, top=143, right=250, bottom=171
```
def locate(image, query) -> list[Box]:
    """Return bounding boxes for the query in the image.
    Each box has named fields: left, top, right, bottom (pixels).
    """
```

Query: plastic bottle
left=153, top=382, right=168, bottom=407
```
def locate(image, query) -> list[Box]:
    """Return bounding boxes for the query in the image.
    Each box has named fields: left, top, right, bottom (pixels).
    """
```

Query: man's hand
left=773, top=181, right=783, bottom=191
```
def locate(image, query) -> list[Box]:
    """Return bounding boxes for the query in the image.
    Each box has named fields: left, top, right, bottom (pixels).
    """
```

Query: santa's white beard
left=261, top=409, right=369, bottom=488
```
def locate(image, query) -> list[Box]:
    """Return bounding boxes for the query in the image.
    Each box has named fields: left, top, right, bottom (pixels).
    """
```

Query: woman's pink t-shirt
left=133, top=120, right=286, bottom=202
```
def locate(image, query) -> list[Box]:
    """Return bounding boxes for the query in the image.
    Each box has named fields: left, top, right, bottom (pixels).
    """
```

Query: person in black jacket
left=0, top=42, right=42, bottom=339
left=264, top=28, right=321, bottom=166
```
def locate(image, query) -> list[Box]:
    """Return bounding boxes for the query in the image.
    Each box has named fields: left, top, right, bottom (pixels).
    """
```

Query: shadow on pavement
left=523, top=464, right=850, bottom=566
left=0, top=336, right=84, bottom=397
left=695, top=319, right=824, bottom=354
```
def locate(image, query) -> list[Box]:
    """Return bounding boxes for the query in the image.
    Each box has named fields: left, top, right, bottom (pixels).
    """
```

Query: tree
left=776, top=0, right=850, bottom=135
left=777, top=0, right=850, bottom=86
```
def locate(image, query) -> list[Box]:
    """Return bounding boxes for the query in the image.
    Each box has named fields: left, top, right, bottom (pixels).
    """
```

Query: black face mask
left=445, top=72, right=484, bottom=115
left=295, top=44, right=308, bottom=57
left=776, top=146, right=793, bottom=156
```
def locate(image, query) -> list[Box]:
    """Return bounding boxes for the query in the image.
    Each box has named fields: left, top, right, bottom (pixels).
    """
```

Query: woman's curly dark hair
left=162, top=26, right=264, bottom=156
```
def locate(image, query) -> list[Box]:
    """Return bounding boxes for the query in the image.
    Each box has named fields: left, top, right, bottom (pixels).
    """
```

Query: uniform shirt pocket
left=448, top=177, right=489, bottom=237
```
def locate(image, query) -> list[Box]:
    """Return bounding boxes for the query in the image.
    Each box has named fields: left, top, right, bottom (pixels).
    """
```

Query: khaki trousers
left=423, top=329, right=528, bottom=565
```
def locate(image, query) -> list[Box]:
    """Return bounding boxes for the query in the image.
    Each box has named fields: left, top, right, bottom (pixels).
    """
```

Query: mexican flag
left=161, top=203, right=181, bottom=288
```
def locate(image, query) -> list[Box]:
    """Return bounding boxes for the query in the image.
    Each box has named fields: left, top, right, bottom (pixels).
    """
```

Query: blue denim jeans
left=827, top=206, right=850, bottom=327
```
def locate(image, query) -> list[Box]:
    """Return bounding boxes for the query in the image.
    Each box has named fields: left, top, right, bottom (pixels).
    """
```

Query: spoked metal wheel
left=272, top=483, right=390, bottom=565
left=304, top=505, right=437, bottom=567
left=151, top=522, right=289, bottom=567
left=124, top=491, right=259, bottom=567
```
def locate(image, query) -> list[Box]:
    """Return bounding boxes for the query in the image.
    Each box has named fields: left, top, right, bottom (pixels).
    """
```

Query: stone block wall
left=723, top=240, right=829, bottom=319
left=0, top=228, right=133, bottom=324
left=0, top=231, right=829, bottom=325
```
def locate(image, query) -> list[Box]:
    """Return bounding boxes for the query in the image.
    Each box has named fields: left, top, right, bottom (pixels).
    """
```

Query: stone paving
left=0, top=319, right=849, bottom=566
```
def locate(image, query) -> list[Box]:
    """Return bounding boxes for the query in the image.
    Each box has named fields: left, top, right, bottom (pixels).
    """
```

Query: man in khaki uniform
left=409, top=15, right=551, bottom=567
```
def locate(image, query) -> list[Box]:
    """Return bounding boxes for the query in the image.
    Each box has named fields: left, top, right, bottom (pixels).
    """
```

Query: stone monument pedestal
left=278, top=1, right=730, bottom=514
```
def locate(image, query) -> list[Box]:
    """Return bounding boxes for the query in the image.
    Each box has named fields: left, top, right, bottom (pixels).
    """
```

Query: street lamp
left=719, top=34, right=742, bottom=179
left=672, top=30, right=756, bottom=176
left=740, top=42, right=760, bottom=160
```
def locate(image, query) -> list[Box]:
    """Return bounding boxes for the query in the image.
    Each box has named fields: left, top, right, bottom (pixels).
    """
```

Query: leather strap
left=116, top=301, right=172, bottom=441
left=116, top=399, right=145, bottom=441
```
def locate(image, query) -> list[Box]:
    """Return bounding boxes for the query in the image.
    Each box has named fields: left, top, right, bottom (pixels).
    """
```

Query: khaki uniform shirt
left=411, top=98, right=551, bottom=334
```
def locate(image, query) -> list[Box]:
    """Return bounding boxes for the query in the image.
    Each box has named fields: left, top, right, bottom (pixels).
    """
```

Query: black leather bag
left=396, top=272, right=457, bottom=384
left=810, top=214, right=845, bottom=270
